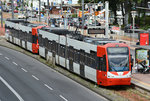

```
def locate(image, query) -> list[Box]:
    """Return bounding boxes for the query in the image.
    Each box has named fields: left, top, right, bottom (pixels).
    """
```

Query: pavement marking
left=0, top=76, right=24, bottom=101
left=0, top=53, right=2, bottom=55
left=132, top=78, right=150, bottom=87
left=21, top=68, right=28, bottom=72
left=5, top=57, right=10, bottom=60
left=12, top=62, right=18, bottom=66
left=32, top=75, right=39, bottom=80
left=59, top=95, right=68, bottom=101
left=44, top=84, right=53, bottom=90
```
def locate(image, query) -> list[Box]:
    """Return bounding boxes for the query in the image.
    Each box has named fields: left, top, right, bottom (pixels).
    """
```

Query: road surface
left=0, top=46, right=108, bottom=101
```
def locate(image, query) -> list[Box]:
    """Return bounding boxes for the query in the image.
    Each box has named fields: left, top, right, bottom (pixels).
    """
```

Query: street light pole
left=22, top=0, right=24, bottom=14
left=0, top=1, right=3, bottom=28
left=31, top=0, right=33, bottom=22
left=46, top=0, right=49, bottom=25
left=38, top=0, right=41, bottom=22
left=61, top=0, right=63, bottom=15
left=131, top=11, right=136, bottom=43
left=11, top=0, right=14, bottom=19
left=105, top=1, right=109, bottom=38
left=82, top=0, right=84, bottom=34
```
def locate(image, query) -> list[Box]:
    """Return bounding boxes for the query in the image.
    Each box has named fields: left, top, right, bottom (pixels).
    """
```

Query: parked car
left=124, top=24, right=139, bottom=33
left=14, top=10, right=18, bottom=13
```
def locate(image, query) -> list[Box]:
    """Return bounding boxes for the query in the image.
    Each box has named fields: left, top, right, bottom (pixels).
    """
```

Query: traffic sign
left=88, top=28, right=105, bottom=34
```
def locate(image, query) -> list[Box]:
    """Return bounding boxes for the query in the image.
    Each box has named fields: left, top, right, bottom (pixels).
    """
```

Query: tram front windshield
left=107, top=47, right=129, bottom=72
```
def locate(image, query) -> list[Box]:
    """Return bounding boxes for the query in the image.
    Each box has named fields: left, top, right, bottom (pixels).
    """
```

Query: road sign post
left=131, top=11, right=137, bottom=43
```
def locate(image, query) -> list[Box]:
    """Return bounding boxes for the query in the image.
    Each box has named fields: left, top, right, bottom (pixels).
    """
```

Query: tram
left=5, top=19, right=131, bottom=86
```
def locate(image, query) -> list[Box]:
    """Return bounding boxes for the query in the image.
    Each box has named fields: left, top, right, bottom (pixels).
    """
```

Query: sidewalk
left=0, top=24, right=5, bottom=36
left=115, top=36, right=150, bottom=92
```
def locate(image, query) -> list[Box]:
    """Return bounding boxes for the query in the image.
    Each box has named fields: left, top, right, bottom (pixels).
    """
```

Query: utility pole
left=38, top=0, right=41, bottom=22
left=11, top=0, right=14, bottom=19
left=82, top=0, right=84, bottom=34
left=21, top=0, right=24, bottom=14
left=46, top=0, right=49, bottom=25
left=61, top=0, right=63, bottom=15
left=31, top=0, right=33, bottom=22
left=105, top=1, right=109, bottom=38
left=0, top=1, right=3, bottom=28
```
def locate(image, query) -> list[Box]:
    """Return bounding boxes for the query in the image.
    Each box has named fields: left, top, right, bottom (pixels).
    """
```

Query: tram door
left=98, top=55, right=107, bottom=85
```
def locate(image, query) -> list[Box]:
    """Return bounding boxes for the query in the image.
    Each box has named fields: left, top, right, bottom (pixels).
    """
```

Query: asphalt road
left=0, top=80, right=20, bottom=101
left=0, top=46, right=108, bottom=101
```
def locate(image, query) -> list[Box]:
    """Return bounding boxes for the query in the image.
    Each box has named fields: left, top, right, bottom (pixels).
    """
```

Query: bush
left=136, top=15, right=150, bottom=29
left=72, top=14, right=77, bottom=18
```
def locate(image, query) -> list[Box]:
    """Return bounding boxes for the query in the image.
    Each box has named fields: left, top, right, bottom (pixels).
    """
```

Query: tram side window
left=68, top=46, right=74, bottom=60
left=38, top=35, right=42, bottom=46
left=21, top=31, right=24, bottom=40
left=70, top=47, right=74, bottom=60
left=67, top=47, right=70, bottom=59
left=90, top=51, right=97, bottom=69
left=60, top=45, right=65, bottom=58
left=26, top=33, right=29, bottom=42
left=74, top=49, right=80, bottom=63
left=45, top=38, right=48, bottom=48
left=55, top=42, right=58, bottom=54
left=52, top=41, right=57, bottom=53
left=24, top=32, right=27, bottom=41
left=19, top=31, right=22, bottom=40
left=48, top=40, right=51, bottom=51
left=12, top=28, right=15, bottom=37
left=28, top=33, right=32, bottom=43
left=85, top=53, right=90, bottom=67
left=80, top=50, right=85, bottom=64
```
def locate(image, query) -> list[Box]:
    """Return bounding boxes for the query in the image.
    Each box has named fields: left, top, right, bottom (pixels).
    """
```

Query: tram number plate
left=88, top=28, right=105, bottom=34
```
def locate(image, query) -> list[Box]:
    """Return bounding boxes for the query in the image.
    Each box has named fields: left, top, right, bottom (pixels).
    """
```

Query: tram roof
left=41, top=27, right=70, bottom=35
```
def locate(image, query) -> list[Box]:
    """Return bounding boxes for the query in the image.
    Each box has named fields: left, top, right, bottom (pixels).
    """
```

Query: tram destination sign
left=88, top=28, right=105, bottom=34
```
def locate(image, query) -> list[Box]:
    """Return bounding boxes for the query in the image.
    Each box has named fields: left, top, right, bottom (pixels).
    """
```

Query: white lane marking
left=5, top=57, right=10, bottom=60
left=0, top=76, right=24, bottom=101
left=59, top=95, right=68, bottom=101
left=21, top=68, right=28, bottom=72
left=32, top=75, right=39, bottom=80
left=44, top=84, right=53, bottom=90
left=12, top=62, right=18, bottom=66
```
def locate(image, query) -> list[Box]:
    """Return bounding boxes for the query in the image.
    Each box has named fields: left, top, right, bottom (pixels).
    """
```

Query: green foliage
left=72, top=14, right=78, bottom=18
left=135, top=15, right=150, bottom=29
left=15, top=6, right=18, bottom=10
left=31, top=3, right=33, bottom=7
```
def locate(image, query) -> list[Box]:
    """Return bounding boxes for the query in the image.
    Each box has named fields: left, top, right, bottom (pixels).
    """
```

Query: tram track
left=0, top=37, right=150, bottom=101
